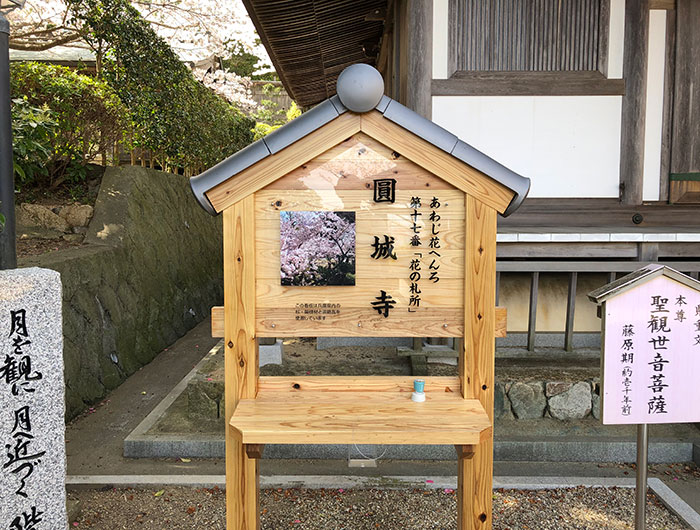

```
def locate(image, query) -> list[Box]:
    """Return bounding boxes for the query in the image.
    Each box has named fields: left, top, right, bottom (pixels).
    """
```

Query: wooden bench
left=231, top=376, right=491, bottom=450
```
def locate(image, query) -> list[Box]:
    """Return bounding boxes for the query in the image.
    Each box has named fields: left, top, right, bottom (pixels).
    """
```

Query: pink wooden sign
left=602, top=275, right=700, bottom=425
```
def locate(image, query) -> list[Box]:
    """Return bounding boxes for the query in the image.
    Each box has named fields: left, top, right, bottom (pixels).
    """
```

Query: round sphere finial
left=336, top=64, right=384, bottom=113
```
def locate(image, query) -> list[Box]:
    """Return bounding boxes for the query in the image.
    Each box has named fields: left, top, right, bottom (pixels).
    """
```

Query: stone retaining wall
left=19, top=166, right=222, bottom=419
left=496, top=379, right=601, bottom=421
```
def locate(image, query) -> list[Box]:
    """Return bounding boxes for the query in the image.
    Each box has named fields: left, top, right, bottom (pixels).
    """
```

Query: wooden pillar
left=406, top=0, right=433, bottom=119
left=619, top=0, right=650, bottom=205
left=458, top=196, right=497, bottom=530
left=224, top=198, right=259, bottom=529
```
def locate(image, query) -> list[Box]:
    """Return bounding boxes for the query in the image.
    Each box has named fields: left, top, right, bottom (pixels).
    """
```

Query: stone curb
left=123, top=341, right=224, bottom=457
left=125, top=436, right=695, bottom=463
left=65, top=474, right=700, bottom=529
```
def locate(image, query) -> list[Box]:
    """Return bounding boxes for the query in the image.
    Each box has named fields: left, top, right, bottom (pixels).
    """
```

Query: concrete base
left=124, top=437, right=698, bottom=463
left=316, top=337, right=413, bottom=349
left=260, top=340, right=283, bottom=366
left=498, top=332, right=601, bottom=349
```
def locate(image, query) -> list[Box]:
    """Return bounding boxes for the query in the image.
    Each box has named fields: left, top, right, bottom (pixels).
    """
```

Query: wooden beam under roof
left=241, top=0, right=388, bottom=108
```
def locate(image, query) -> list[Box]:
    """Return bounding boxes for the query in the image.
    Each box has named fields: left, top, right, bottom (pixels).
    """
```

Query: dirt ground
left=69, top=486, right=688, bottom=529
left=261, top=338, right=415, bottom=376
left=259, top=338, right=461, bottom=377
left=16, top=237, right=83, bottom=257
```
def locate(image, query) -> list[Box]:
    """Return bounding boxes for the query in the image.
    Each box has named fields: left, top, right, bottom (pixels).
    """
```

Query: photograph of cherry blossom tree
left=280, top=211, right=356, bottom=286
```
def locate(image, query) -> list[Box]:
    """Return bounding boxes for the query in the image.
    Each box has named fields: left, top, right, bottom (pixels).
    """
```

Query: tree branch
left=9, top=33, right=82, bottom=51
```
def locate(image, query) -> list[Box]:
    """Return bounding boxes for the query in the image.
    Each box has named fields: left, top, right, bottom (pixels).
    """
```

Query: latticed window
left=450, top=0, right=605, bottom=73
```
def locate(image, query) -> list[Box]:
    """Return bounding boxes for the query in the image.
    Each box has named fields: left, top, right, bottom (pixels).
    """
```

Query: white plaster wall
left=432, top=0, right=449, bottom=79
left=608, top=0, right=626, bottom=78
left=432, top=96, right=623, bottom=198
left=642, top=10, right=667, bottom=202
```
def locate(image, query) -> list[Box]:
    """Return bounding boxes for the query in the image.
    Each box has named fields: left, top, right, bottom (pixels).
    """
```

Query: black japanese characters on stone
left=4, top=406, right=45, bottom=498
left=9, top=506, right=43, bottom=530
left=3, top=311, right=42, bottom=396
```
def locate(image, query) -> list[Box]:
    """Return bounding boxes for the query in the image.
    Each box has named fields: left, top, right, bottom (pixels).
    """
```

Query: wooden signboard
left=191, top=64, right=529, bottom=530
left=256, top=134, right=464, bottom=338
left=590, top=265, right=700, bottom=529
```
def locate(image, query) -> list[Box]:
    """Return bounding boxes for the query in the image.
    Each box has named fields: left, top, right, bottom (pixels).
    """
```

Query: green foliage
left=10, top=62, right=130, bottom=186
left=10, top=97, right=57, bottom=186
left=222, top=38, right=276, bottom=80
left=67, top=0, right=254, bottom=170
left=252, top=88, right=301, bottom=141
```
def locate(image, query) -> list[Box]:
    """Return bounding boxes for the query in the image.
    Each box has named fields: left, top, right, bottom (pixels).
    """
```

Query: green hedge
left=11, top=62, right=129, bottom=185
left=68, top=0, right=254, bottom=170
left=10, top=0, right=255, bottom=188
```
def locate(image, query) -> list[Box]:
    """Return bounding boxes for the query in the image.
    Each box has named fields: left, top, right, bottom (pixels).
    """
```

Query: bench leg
left=457, top=441, right=492, bottom=530
left=227, top=429, right=259, bottom=529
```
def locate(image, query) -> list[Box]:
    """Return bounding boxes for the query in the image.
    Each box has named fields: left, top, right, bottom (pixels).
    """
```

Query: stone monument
left=0, top=268, right=67, bottom=529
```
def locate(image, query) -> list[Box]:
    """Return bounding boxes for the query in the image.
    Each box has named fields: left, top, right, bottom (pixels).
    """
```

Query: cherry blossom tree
left=281, top=211, right=356, bottom=286
left=7, top=0, right=269, bottom=66
left=7, top=0, right=271, bottom=111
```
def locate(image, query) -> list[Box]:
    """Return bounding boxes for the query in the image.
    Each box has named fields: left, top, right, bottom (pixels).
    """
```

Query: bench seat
left=230, top=376, right=491, bottom=446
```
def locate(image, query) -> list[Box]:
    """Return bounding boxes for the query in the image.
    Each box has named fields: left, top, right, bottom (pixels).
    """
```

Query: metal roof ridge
left=588, top=265, right=700, bottom=304
left=190, top=84, right=531, bottom=218
left=376, top=98, right=530, bottom=217
left=190, top=99, right=341, bottom=214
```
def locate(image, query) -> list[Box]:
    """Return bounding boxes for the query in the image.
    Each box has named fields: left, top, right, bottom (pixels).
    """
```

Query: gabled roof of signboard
left=190, top=64, right=530, bottom=217
left=588, top=264, right=700, bottom=305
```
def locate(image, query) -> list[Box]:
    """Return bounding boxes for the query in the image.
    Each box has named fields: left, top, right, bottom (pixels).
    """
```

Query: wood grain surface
left=253, top=136, right=466, bottom=337
left=207, top=112, right=361, bottom=213
left=230, top=392, right=491, bottom=445
left=460, top=196, right=497, bottom=530
left=211, top=306, right=507, bottom=338
left=223, top=201, right=259, bottom=529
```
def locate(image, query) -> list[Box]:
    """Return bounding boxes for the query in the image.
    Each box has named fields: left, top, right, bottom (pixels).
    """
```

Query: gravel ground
left=70, top=486, right=688, bottom=529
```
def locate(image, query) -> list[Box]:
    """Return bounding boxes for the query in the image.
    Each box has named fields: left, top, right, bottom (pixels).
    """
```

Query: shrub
left=10, top=62, right=130, bottom=185
left=10, top=97, right=57, bottom=187
left=67, top=0, right=255, bottom=170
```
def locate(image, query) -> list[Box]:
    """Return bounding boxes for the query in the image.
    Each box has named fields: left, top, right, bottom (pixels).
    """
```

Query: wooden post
left=619, top=0, right=650, bottom=205
left=406, top=0, right=433, bottom=119
left=224, top=198, right=259, bottom=529
left=459, top=195, right=497, bottom=530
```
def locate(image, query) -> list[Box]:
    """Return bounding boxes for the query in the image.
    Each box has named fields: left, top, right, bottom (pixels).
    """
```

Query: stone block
left=317, top=336, right=413, bottom=349
left=16, top=203, right=71, bottom=233
left=187, top=380, right=224, bottom=422
left=0, top=268, right=67, bottom=528
left=59, top=204, right=94, bottom=227
left=548, top=381, right=592, bottom=420
left=508, top=382, right=546, bottom=419
left=494, top=381, right=512, bottom=419
left=591, top=392, right=601, bottom=420
left=260, top=340, right=283, bottom=366
left=546, top=381, right=572, bottom=397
